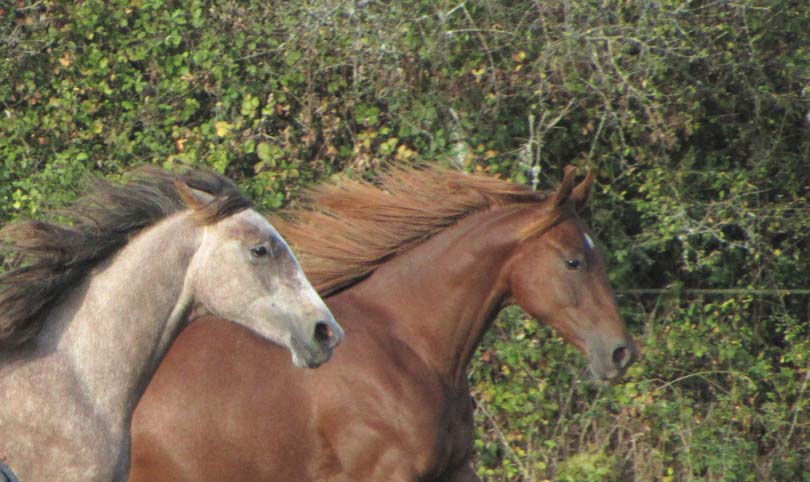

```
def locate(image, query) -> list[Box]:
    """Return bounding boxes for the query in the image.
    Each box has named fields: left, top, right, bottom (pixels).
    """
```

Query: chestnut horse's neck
left=343, top=204, right=539, bottom=386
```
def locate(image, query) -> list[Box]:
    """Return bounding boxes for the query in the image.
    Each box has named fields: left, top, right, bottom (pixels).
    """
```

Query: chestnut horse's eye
left=565, top=259, right=581, bottom=270
left=250, top=245, right=269, bottom=258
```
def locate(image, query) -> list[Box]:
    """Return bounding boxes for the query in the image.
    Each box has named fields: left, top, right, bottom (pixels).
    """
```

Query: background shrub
left=2, top=1, right=809, bottom=479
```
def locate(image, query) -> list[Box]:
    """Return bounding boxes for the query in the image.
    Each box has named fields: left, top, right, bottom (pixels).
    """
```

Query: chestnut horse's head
left=506, top=167, right=637, bottom=381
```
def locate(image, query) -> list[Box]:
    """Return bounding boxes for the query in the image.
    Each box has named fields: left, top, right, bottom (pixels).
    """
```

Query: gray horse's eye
left=250, top=245, right=269, bottom=258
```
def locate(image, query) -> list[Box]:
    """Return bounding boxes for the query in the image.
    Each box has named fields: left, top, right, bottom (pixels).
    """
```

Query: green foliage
left=2, top=0, right=810, bottom=480
left=556, top=451, right=620, bottom=482
left=473, top=297, right=810, bottom=481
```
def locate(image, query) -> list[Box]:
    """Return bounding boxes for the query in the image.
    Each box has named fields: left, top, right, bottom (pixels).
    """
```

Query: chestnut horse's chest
left=426, top=387, right=478, bottom=478
left=314, top=352, right=477, bottom=481
left=387, top=382, right=475, bottom=477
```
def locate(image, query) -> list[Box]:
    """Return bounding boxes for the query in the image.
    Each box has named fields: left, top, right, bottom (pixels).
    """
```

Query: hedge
left=2, top=1, right=809, bottom=480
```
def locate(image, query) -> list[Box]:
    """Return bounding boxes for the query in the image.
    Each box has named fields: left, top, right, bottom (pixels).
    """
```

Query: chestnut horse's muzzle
left=588, top=335, right=639, bottom=382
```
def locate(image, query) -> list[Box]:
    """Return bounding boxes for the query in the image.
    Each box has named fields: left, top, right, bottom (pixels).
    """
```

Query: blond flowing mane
left=274, top=165, right=559, bottom=296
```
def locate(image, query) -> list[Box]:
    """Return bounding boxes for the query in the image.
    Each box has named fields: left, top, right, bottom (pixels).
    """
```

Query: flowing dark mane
left=0, top=166, right=251, bottom=347
left=273, top=165, right=555, bottom=296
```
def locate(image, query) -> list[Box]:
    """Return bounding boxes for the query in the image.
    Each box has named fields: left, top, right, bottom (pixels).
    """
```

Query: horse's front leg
left=442, top=464, right=482, bottom=482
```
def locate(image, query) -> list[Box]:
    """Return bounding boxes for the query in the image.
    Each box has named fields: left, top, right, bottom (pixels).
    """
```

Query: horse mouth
left=588, top=365, right=624, bottom=383
left=289, top=336, right=334, bottom=368
left=587, top=344, right=637, bottom=383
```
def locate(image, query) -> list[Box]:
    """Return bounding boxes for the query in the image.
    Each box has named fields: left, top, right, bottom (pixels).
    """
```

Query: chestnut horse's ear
left=175, top=179, right=215, bottom=209
left=554, top=165, right=578, bottom=208
left=572, top=169, right=594, bottom=212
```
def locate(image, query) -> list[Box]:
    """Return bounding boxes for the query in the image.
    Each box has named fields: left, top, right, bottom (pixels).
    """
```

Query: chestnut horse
left=129, top=166, right=637, bottom=482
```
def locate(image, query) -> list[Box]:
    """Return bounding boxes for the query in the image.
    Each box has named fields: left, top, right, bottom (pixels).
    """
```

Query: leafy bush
left=2, top=0, right=809, bottom=480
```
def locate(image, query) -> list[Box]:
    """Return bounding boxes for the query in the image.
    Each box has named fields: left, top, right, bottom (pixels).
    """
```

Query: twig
left=782, top=364, right=810, bottom=448
left=475, top=397, right=531, bottom=480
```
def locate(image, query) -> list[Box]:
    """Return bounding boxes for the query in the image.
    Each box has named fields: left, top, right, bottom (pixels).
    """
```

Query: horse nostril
left=612, top=344, right=632, bottom=369
left=313, top=321, right=335, bottom=348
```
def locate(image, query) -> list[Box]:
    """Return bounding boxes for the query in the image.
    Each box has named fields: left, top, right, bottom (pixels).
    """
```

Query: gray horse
left=0, top=167, right=343, bottom=482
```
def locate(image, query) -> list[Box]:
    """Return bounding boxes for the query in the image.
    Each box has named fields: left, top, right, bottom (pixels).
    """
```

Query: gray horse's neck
left=40, top=212, right=202, bottom=433
left=0, top=212, right=203, bottom=481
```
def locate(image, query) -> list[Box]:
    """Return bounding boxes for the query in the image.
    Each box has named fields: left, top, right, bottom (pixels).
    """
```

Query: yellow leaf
left=215, top=121, right=232, bottom=137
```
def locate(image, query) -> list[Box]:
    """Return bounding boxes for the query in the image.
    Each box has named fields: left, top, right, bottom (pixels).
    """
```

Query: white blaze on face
left=584, top=232, right=596, bottom=251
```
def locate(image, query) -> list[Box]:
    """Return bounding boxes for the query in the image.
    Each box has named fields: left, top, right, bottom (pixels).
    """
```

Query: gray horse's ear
left=175, top=179, right=215, bottom=208
left=572, top=169, right=594, bottom=212
left=554, top=165, right=578, bottom=208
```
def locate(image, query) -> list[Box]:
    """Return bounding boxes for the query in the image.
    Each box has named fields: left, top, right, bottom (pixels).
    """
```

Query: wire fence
left=619, top=288, right=810, bottom=296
